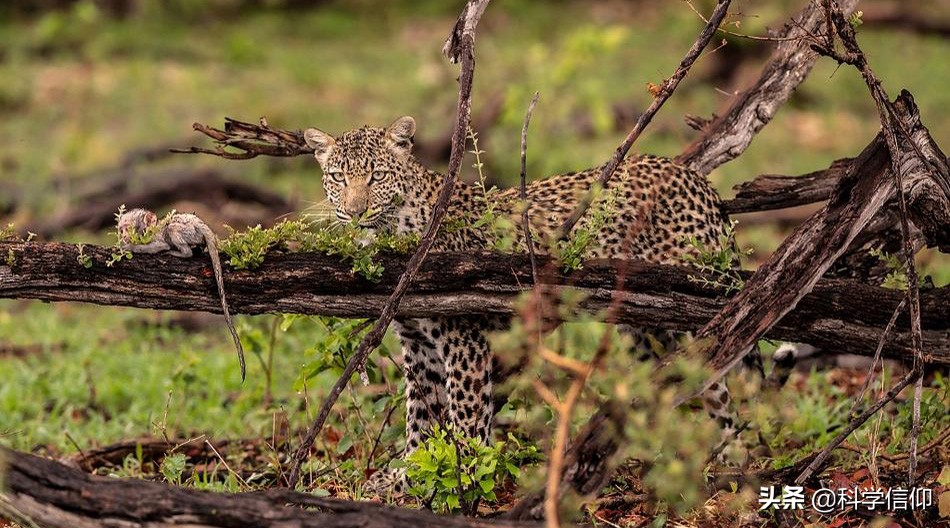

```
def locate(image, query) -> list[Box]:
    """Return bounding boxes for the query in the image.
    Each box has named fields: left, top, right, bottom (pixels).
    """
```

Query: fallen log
left=1, top=241, right=948, bottom=366
left=0, top=447, right=542, bottom=528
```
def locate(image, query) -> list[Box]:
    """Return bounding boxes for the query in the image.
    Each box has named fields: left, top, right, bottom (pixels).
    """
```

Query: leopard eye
left=325, top=170, right=345, bottom=184
left=369, top=170, right=388, bottom=184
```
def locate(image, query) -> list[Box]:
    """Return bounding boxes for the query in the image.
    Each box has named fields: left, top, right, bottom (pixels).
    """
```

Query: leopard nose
left=342, top=187, right=370, bottom=218
left=344, top=202, right=368, bottom=217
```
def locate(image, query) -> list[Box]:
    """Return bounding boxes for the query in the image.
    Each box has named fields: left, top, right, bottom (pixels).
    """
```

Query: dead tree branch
left=0, top=447, right=544, bottom=528
left=172, top=102, right=505, bottom=169
left=555, top=0, right=732, bottom=239
left=520, top=92, right=541, bottom=286
left=286, top=0, right=492, bottom=486
left=676, top=0, right=860, bottom=176
left=722, top=157, right=852, bottom=214
left=817, top=0, right=942, bottom=486
left=671, top=91, right=947, bottom=405
left=3, top=241, right=948, bottom=365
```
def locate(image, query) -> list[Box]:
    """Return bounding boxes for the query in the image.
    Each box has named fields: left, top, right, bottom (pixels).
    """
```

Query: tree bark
left=722, top=157, right=851, bottom=215
left=699, top=92, right=948, bottom=377
left=694, top=92, right=948, bottom=381
left=2, top=241, right=948, bottom=366
left=676, top=0, right=860, bottom=176
left=0, top=447, right=542, bottom=528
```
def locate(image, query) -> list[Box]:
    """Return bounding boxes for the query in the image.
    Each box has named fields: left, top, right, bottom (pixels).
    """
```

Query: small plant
left=5, top=248, right=14, bottom=267
left=76, top=244, right=93, bottom=268
left=681, top=220, right=751, bottom=293
left=868, top=248, right=926, bottom=291
left=466, top=127, right=517, bottom=252
left=160, top=452, right=188, bottom=486
left=219, top=220, right=310, bottom=270
left=1, top=223, right=16, bottom=241
left=220, top=219, right=418, bottom=281
left=402, top=426, right=540, bottom=514
left=106, top=248, right=133, bottom=267
left=293, top=316, right=377, bottom=389
left=849, top=10, right=864, bottom=29
left=553, top=184, right=620, bottom=271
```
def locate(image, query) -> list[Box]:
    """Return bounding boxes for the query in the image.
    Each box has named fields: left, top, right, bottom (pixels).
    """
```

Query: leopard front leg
left=364, top=319, right=447, bottom=497
left=440, top=316, right=495, bottom=443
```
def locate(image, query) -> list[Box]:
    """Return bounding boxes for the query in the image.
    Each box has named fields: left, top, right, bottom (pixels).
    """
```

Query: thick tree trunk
left=2, top=242, right=948, bottom=365
left=0, top=447, right=541, bottom=528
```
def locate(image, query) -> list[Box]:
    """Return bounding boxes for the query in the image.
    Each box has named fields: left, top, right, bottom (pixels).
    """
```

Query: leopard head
left=304, top=116, right=416, bottom=228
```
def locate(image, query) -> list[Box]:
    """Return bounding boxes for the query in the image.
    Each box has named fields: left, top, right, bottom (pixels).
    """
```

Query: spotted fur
left=305, top=117, right=751, bottom=495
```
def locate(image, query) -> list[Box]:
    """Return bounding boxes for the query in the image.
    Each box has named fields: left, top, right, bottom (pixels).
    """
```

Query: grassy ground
left=1, top=0, right=949, bottom=525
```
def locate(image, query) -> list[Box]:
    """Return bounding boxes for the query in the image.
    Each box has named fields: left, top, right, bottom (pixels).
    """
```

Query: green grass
left=1, top=0, right=948, bottom=522
left=0, top=304, right=294, bottom=452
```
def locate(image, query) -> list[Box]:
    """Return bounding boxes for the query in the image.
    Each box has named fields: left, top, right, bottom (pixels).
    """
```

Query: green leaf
left=938, top=465, right=950, bottom=486
left=446, top=494, right=461, bottom=510
left=160, top=453, right=187, bottom=485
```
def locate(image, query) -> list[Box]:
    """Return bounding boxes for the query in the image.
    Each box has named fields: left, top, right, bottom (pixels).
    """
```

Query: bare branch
left=520, top=92, right=541, bottom=286
left=676, top=0, right=860, bottom=175
left=442, top=0, right=491, bottom=63
left=169, top=118, right=312, bottom=160
left=817, top=0, right=943, bottom=484
left=722, top=157, right=852, bottom=214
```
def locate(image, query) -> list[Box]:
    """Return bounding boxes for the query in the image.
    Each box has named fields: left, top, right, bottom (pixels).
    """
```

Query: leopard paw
left=362, top=467, right=407, bottom=498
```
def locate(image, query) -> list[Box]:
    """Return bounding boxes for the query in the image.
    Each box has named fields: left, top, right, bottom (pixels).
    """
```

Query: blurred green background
left=0, top=0, right=948, bottom=456
left=1, top=0, right=948, bottom=272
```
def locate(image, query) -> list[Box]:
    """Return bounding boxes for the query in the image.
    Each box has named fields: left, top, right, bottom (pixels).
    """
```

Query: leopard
left=304, top=116, right=758, bottom=495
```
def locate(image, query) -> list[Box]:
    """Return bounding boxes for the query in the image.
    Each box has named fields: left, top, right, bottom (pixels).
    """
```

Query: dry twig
left=677, top=0, right=860, bottom=176
left=519, top=92, right=541, bottom=287
left=815, top=0, right=928, bottom=485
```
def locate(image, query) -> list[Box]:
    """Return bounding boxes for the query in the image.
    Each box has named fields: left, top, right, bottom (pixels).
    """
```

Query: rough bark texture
left=2, top=241, right=948, bottom=366
left=0, top=447, right=542, bottom=528
left=676, top=0, right=860, bottom=176
left=722, top=157, right=851, bottom=214
left=696, top=92, right=948, bottom=379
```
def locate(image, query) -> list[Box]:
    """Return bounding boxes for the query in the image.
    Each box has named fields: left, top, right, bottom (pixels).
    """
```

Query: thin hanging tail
left=201, top=224, right=246, bottom=382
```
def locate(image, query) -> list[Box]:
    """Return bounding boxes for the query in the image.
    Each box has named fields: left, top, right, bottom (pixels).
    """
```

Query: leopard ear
left=304, top=128, right=336, bottom=165
left=385, top=116, right=416, bottom=156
